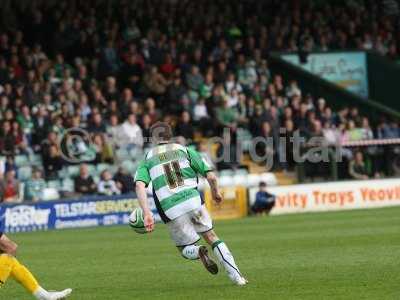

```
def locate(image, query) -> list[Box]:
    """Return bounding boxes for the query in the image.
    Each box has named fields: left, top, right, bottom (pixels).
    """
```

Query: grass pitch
left=2, top=207, right=399, bottom=300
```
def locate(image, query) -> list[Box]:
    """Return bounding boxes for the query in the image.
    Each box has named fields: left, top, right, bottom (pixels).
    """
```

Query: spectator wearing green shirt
left=16, top=105, right=34, bottom=140
left=199, top=73, right=214, bottom=99
left=24, top=168, right=46, bottom=202
left=186, top=66, right=204, bottom=92
left=348, top=151, right=371, bottom=180
left=342, top=120, right=364, bottom=142
left=54, top=53, right=74, bottom=78
left=216, top=99, right=238, bottom=129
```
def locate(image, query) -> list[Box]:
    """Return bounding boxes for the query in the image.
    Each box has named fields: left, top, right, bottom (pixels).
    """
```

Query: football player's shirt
left=134, top=143, right=212, bottom=223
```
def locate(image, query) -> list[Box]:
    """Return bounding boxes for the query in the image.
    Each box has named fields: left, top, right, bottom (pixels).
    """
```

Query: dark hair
left=150, top=122, right=173, bottom=143
left=100, top=169, right=109, bottom=179
left=32, top=167, right=42, bottom=175
left=259, top=181, right=267, bottom=187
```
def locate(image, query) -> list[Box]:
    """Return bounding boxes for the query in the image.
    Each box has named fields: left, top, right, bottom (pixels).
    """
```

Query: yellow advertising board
left=204, top=186, right=248, bottom=220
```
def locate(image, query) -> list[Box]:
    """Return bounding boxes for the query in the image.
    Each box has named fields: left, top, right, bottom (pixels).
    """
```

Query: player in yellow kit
left=0, top=232, right=72, bottom=300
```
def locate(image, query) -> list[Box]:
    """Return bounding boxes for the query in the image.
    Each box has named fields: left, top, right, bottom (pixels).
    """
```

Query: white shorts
left=166, top=205, right=213, bottom=247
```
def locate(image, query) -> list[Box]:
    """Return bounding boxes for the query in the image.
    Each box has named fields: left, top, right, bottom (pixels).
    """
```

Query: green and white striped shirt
left=134, top=143, right=212, bottom=222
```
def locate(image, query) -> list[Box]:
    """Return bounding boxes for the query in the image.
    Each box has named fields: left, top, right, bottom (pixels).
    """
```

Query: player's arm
left=187, top=147, right=222, bottom=203
left=205, top=171, right=223, bottom=203
left=135, top=181, right=154, bottom=232
left=134, top=161, right=155, bottom=232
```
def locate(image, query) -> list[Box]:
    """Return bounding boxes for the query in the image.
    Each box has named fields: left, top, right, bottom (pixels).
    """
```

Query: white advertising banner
left=249, top=178, right=400, bottom=215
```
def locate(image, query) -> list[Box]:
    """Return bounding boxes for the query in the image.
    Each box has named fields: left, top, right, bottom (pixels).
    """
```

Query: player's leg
left=168, top=214, right=201, bottom=260
left=167, top=213, right=218, bottom=274
left=0, top=233, right=18, bottom=255
left=0, top=234, right=72, bottom=300
left=201, top=230, right=247, bottom=285
left=194, top=207, right=247, bottom=285
left=176, top=243, right=218, bottom=275
left=0, top=234, right=18, bottom=287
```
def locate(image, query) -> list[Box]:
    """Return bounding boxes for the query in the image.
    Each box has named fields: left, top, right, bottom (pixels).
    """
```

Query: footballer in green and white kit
left=135, top=143, right=213, bottom=245
left=134, top=122, right=247, bottom=286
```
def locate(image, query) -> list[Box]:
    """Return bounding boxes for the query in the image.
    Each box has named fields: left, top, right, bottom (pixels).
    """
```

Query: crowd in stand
left=0, top=0, right=400, bottom=202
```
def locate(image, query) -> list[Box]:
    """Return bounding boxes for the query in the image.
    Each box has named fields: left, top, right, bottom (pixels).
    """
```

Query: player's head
left=259, top=181, right=267, bottom=191
left=150, top=121, right=173, bottom=144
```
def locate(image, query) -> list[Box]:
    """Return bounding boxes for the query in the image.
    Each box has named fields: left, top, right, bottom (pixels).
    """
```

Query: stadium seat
left=129, top=147, right=143, bottom=160
left=260, top=172, right=278, bottom=186
left=87, top=164, right=97, bottom=176
left=15, top=155, right=29, bottom=167
left=235, top=168, right=249, bottom=176
left=18, top=166, right=32, bottom=181
left=47, top=180, right=61, bottom=189
left=109, top=165, right=119, bottom=174
left=247, top=174, right=261, bottom=187
left=61, top=178, right=75, bottom=192
left=219, top=176, right=232, bottom=187
left=116, top=148, right=130, bottom=161
left=122, top=160, right=138, bottom=173
left=233, top=174, right=248, bottom=186
left=29, top=154, right=43, bottom=166
left=67, top=165, right=80, bottom=177
left=42, top=188, right=60, bottom=201
left=241, top=140, right=252, bottom=152
left=219, top=169, right=234, bottom=177
left=237, top=129, right=253, bottom=152
left=96, top=163, right=111, bottom=173
left=58, top=168, right=69, bottom=179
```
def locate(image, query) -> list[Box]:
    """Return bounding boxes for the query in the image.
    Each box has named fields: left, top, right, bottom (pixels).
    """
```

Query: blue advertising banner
left=0, top=194, right=160, bottom=233
left=281, top=52, right=369, bottom=98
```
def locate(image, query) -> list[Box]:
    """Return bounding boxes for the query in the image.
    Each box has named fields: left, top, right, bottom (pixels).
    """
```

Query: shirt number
left=163, top=160, right=184, bottom=189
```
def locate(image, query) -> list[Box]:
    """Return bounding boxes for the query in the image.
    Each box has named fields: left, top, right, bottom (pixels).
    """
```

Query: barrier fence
left=1, top=178, right=400, bottom=233
left=297, top=140, right=400, bottom=182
